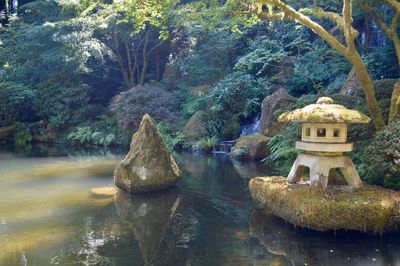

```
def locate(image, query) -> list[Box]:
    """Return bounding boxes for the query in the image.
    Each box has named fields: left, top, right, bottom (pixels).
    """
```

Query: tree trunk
left=113, top=32, right=132, bottom=88
left=393, top=29, right=400, bottom=66
left=347, top=52, right=385, bottom=130
left=340, top=67, right=359, bottom=95
left=389, top=81, right=400, bottom=123
left=124, top=39, right=136, bottom=86
left=139, top=31, right=150, bottom=86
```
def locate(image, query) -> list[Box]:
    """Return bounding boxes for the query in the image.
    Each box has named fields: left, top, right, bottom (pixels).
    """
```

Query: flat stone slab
left=249, top=176, right=400, bottom=233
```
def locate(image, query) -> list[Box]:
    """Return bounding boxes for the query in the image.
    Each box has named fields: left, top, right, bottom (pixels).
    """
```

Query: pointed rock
left=114, top=114, right=181, bottom=193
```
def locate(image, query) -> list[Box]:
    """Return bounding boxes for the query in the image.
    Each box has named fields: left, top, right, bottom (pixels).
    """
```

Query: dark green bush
left=14, top=124, right=33, bottom=148
left=359, top=121, right=400, bottom=189
left=110, top=85, right=182, bottom=135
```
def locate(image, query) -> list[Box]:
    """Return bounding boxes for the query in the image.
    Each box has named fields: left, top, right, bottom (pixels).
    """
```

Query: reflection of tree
left=249, top=210, right=396, bottom=266
left=115, top=189, right=180, bottom=265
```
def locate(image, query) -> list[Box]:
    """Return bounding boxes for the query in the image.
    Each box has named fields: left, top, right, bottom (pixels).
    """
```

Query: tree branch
left=343, top=0, right=356, bottom=50
left=386, top=0, right=400, bottom=13
left=257, top=0, right=348, bottom=55
left=147, top=39, right=166, bottom=56
left=300, top=7, right=358, bottom=37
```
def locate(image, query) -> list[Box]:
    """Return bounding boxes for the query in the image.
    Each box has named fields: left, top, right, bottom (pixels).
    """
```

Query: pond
left=1, top=146, right=400, bottom=266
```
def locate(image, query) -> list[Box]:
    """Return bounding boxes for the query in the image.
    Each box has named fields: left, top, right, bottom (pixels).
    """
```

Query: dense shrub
left=208, top=72, right=269, bottom=117
left=202, top=73, right=270, bottom=139
left=359, top=121, right=400, bottom=189
left=110, top=85, right=182, bottom=134
left=14, top=124, right=33, bottom=148
left=172, top=30, right=241, bottom=86
left=0, top=81, right=36, bottom=125
left=288, top=42, right=351, bottom=96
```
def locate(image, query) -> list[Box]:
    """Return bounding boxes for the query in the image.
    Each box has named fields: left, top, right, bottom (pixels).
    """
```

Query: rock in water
left=230, top=134, right=269, bottom=161
left=114, top=114, right=181, bottom=193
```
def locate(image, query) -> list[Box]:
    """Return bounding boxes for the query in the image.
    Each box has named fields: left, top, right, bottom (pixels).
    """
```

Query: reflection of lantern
left=278, top=97, right=370, bottom=188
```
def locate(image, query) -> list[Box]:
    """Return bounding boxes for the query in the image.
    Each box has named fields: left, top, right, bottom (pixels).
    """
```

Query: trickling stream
left=1, top=147, right=400, bottom=265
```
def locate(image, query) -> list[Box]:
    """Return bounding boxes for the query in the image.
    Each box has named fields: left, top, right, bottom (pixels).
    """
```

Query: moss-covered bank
left=249, top=176, right=400, bottom=233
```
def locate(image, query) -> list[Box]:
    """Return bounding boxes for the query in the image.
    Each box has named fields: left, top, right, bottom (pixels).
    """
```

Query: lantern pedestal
left=287, top=153, right=362, bottom=188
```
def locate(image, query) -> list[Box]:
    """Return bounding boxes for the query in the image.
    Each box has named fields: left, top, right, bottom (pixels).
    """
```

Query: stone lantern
left=278, top=97, right=370, bottom=188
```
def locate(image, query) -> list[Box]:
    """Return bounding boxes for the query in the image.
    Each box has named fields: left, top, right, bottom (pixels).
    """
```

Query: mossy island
left=250, top=176, right=400, bottom=234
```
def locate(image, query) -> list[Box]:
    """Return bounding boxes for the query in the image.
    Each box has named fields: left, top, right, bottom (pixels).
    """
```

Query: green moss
left=249, top=176, right=400, bottom=233
left=278, top=103, right=370, bottom=123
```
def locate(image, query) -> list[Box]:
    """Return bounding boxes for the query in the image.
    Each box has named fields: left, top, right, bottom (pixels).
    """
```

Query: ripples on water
left=1, top=147, right=400, bottom=266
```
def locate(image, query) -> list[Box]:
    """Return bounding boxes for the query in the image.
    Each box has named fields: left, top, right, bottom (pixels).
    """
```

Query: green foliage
left=0, top=4, right=113, bottom=127
left=200, top=72, right=269, bottom=139
left=209, top=72, right=269, bottom=117
left=0, top=81, right=35, bottom=126
left=288, top=42, right=351, bottom=96
left=234, top=37, right=288, bottom=77
left=110, top=85, right=182, bottom=134
left=365, top=44, right=400, bottom=80
left=181, top=97, right=206, bottom=118
left=19, top=1, right=60, bottom=24
left=14, top=124, right=33, bottom=148
left=173, top=30, right=241, bottom=85
left=221, top=116, right=241, bottom=140
left=193, top=137, right=218, bottom=153
left=63, top=0, right=177, bottom=39
left=263, top=122, right=300, bottom=175
left=157, top=122, right=185, bottom=150
left=67, top=126, right=115, bottom=147
left=359, top=121, right=400, bottom=189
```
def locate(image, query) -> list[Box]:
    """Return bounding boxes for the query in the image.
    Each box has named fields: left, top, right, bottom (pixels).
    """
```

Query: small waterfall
left=240, top=114, right=261, bottom=137
left=210, top=114, right=261, bottom=154
left=211, top=140, right=237, bottom=154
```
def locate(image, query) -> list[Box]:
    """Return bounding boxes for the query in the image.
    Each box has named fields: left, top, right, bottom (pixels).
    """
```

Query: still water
left=1, top=147, right=400, bottom=266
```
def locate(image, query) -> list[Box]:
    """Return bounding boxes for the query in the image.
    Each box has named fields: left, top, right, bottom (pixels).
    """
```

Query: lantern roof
left=278, top=97, right=371, bottom=124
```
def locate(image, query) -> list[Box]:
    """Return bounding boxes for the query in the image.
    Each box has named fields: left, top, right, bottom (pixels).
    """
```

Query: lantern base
left=287, top=153, right=362, bottom=188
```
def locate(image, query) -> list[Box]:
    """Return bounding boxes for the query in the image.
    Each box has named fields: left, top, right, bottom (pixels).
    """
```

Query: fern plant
left=263, top=122, right=300, bottom=175
left=67, top=126, right=115, bottom=147
left=157, top=122, right=185, bottom=150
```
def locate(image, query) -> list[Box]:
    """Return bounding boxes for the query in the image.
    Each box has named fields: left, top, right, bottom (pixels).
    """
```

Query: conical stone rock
left=114, top=114, right=181, bottom=193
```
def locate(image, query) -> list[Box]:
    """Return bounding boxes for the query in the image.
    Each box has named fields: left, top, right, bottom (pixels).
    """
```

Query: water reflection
left=2, top=147, right=400, bottom=265
left=230, top=157, right=271, bottom=179
left=115, top=189, right=181, bottom=265
left=249, top=209, right=400, bottom=266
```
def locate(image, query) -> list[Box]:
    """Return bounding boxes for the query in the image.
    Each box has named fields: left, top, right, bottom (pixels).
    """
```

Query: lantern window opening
left=317, top=128, right=326, bottom=137
left=305, top=128, right=311, bottom=136
left=333, top=129, right=341, bottom=138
